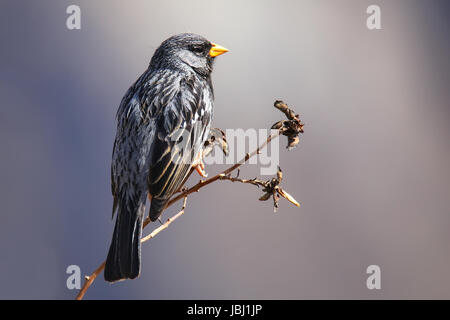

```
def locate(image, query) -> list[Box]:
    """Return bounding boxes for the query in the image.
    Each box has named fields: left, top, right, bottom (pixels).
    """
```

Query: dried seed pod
left=277, top=187, right=300, bottom=207
left=271, top=120, right=284, bottom=130
left=271, top=100, right=304, bottom=150
left=259, top=193, right=271, bottom=201
left=287, top=135, right=300, bottom=150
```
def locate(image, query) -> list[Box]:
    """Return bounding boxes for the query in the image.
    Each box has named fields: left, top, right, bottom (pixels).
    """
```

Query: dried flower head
left=271, top=100, right=304, bottom=150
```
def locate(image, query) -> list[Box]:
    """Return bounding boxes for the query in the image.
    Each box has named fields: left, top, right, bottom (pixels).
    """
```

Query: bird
left=104, top=33, right=228, bottom=282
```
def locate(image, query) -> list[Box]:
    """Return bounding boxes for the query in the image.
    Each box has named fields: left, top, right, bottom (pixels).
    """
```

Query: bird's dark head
left=150, top=33, right=228, bottom=77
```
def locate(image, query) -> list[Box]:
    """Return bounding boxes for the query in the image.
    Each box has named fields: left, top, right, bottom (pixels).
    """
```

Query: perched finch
left=105, top=33, right=228, bottom=282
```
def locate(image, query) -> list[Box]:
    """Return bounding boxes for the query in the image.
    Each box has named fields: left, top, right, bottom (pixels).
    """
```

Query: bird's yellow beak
left=209, top=43, right=229, bottom=57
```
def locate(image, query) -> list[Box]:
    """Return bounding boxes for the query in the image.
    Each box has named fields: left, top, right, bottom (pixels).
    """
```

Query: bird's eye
left=191, top=45, right=205, bottom=54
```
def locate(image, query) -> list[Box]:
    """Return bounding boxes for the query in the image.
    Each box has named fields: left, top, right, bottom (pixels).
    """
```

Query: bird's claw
left=195, top=161, right=208, bottom=178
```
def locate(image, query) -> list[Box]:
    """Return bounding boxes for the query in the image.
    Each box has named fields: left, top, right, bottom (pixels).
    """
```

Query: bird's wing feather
left=110, top=71, right=158, bottom=219
left=147, top=76, right=212, bottom=199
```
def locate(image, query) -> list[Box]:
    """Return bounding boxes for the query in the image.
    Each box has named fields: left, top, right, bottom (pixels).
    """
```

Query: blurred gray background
left=1, top=0, right=449, bottom=299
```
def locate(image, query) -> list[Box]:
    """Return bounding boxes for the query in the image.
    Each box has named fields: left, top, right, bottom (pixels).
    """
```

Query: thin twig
left=75, top=130, right=281, bottom=300
left=218, top=174, right=265, bottom=187
left=141, top=196, right=187, bottom=243
left=75, top=261, right=105, bottom=300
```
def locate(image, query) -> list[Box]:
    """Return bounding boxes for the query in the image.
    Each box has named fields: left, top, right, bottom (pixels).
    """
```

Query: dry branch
left=75, top=100, right=303, bottom=300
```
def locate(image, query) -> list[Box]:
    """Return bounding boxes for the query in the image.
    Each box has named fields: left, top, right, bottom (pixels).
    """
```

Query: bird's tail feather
left=104, top=199, right=144, bottom=282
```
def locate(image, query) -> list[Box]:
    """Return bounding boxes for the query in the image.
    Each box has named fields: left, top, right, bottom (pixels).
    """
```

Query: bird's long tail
left=104, top=198, right=145, bottom=282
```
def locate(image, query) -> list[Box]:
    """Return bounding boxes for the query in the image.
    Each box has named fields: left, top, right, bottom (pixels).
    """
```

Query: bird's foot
left=195, top=161, right=208, bottom=178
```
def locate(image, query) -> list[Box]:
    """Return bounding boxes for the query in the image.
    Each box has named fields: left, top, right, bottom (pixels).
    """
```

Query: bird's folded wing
left=147, top=79, right=211, bottom=199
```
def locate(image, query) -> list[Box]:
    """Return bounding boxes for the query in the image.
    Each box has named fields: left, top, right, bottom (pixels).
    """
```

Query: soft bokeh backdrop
left=1, top=0, right=449, bottom=299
